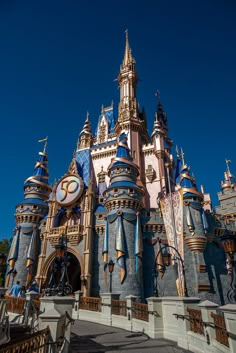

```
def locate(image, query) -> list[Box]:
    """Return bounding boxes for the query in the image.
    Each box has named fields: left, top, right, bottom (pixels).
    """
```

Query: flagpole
left=165, top=160, right=184, bottom=296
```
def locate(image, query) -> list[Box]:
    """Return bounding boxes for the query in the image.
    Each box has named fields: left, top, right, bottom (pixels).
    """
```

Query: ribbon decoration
left=135, top=212, right=143, bottom=282
left=26, top=225, right=39, bottom=286
left=116, top=213, right=126, bottom=284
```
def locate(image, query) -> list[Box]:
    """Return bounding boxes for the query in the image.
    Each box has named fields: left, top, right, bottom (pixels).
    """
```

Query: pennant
left=135, top=212, right=143, bottom=282
left=116, top=215, right=126, bottom=284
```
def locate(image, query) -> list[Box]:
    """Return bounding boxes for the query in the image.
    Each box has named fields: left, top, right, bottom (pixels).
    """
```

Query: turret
left=76, top=114, right=93, bottom=188
left=103, top=133, right=144, bottom=298
left=221, top=159, right=236, bottom=193
left=152, top=94, right=173, bottom=196
left=77, top=112, right=93, bottom=151
left=6, top=138, right=51, bottom=287
left=178, top=150, right=207, bottom=253
left=117, top=30, right=138, bottom=123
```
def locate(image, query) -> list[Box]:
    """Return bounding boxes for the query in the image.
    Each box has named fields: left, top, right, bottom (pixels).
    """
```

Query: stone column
left=24, top=291, right=40, bottom=325
left=220, top=304, right=236, bottom=353
left=198, top=300, right=218, bottom=346
left=146, top=297, right=163, bottom=339
left=73, top=290, right=83, bottom=319
left=125, top=295, right=137, bottom=331
left=39, top=296, right=75, bottom=348
left=175, top=297, right=201, bottom=350
left=0, top=288, right=8, bottom=298
left=101, top=293, right=120, bottom=326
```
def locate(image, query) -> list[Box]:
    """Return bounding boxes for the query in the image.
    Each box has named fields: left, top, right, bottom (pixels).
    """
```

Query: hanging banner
left=160, top=190, right=185, bottom=295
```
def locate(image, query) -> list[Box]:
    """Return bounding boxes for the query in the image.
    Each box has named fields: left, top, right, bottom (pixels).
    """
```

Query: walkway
left=70, top=320, right=193, bottom=353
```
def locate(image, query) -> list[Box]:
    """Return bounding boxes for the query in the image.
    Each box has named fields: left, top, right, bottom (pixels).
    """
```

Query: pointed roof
left=24, top=139, right=52, bottom=198
left=108, top=132, right=139, bottom=173
left=221, top=159, right=236, bottom=191
left=79, top=112, right=93, bottom=138
left=122, top=30, right=136, bottom=68
left=179, top=151, right=203, bottom=200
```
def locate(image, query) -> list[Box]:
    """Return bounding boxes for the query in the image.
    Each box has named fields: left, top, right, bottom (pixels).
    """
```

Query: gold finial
left=176, top=145, right=180, bottom=159
left=155, top=90, right=161, bottom=105
left=226, top=159, right=231, bottom=174
left=180, top=147, right=185, bottom=165
left=86, top=111, right=89, bottom=122
left=38, top=136, right=48, bottom=153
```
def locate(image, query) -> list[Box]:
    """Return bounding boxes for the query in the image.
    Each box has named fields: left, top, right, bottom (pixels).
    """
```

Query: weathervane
left=38, top=137, right=48, bottom=153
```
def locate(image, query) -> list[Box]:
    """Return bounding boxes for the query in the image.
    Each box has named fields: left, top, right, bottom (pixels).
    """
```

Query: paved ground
left=70, top=320, right=193, bottom=353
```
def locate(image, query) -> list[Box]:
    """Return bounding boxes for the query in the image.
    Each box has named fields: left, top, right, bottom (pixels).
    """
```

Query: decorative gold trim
left=185, top=237, right=207, bottom=252
left=197, top=264, right=207, bottom=273
left=198, top=284, right=210, bottom=292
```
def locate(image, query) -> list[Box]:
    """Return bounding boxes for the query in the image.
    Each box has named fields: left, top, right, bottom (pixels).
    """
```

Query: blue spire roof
left=108, top=132, right=139, bottom=177
left=23, top=142, right=52, bottom=202
left=180, top=164, right=203, bottom=200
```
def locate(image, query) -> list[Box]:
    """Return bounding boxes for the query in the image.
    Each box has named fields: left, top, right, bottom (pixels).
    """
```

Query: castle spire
left=77, top=113, right=93, bottom=150
left=221, top=159, right=236, bottom=191
left=117, top=31, right=138, bottom=124
left=122, top=29, right=135, bottom=67
left=179, top=157, right=203, bottom=201
left=24, top=139, right=52, bottom=201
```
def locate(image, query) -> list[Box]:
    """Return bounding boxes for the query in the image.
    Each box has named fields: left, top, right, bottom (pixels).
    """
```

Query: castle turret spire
left=7, top=140, right=51, bottom=287
left=77, top=113, right=93, bottom=150
left=122, top=30, right=135, bottom=67
left=221, top=159, right=236, bottom=192
left=117, top=31, right=138, bottom=124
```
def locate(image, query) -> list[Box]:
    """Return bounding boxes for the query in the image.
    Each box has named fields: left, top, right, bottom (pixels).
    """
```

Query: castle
left=6, top=33, right=235, bottom=304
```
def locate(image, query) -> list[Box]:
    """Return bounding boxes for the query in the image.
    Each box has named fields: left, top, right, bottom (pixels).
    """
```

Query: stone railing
left=79, top=296, right=101, bottom=312
left=0, top=327, right=50, bottom=353
left=5, top=295, right=26, bottom=315
left=133, top=302, right=148, bottom=321
left=187, top=307, right=204, bottom=335
left=72, top=293, right=236, bottom=353
left=111, top=299, right=127, bottom=316
left=211, top=312, right=229, bottom=348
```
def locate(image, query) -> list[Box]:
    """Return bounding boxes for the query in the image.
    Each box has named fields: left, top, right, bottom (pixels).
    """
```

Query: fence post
left=0, top=288, right=8, bottom=299
left=174, top=297, right=201, bottom=350
left=198, top=300, right=218, bottom=346
left=125, top=295, right=137, bottom=331
left=24, top=291, right=39, bottom=325
left=39, top=296, right=75, bottom=352
left=146, top=297, right=163, bottom=339
left=101, top=293, right=120, bottom=326
left=220, top=304, right=236, bottom=353
left=73, top=290, right=83, bottom=319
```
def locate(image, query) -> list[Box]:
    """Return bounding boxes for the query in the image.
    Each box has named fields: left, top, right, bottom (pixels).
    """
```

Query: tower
left=215, top=160, right=236, bottom=229
left=103, top=133, right=144, bottom=299
left=115, top=31, right=149, bottom=170
left=6, top=139, right=51, bottom=287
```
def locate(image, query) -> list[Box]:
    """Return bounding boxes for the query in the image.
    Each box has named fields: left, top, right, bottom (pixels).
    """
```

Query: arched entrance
left=67, top=252, right=81, bottom=292
left=43, top=251, right=81, bottom=293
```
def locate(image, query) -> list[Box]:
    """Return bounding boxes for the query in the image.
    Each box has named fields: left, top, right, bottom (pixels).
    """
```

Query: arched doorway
left=67, top=252, right=81, bottom=292
left=44, top=251, right=81, bottom=293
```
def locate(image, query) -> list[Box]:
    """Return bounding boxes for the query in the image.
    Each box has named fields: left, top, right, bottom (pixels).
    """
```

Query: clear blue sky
left=0, top=0, right=235, bottom=239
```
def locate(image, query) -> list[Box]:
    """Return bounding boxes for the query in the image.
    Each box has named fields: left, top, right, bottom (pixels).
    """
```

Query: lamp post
left=153, top=238, right=188, bottom=297
left=0, top=253, right=6, bottom=287
left=108, top=259, right=115, bottom=293
left=220, top=233, right=236, bottom=303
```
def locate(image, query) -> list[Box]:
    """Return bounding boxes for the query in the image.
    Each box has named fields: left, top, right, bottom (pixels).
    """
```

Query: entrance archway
left=43, top=251, right=81, bottom=293
left=67, top=252, right=81, bottom=291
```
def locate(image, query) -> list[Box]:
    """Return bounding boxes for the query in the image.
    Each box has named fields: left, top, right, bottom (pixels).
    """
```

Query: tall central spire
left=122, top=30, right=136, bottom=67
left=117, top=31, right=138, bottom=124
